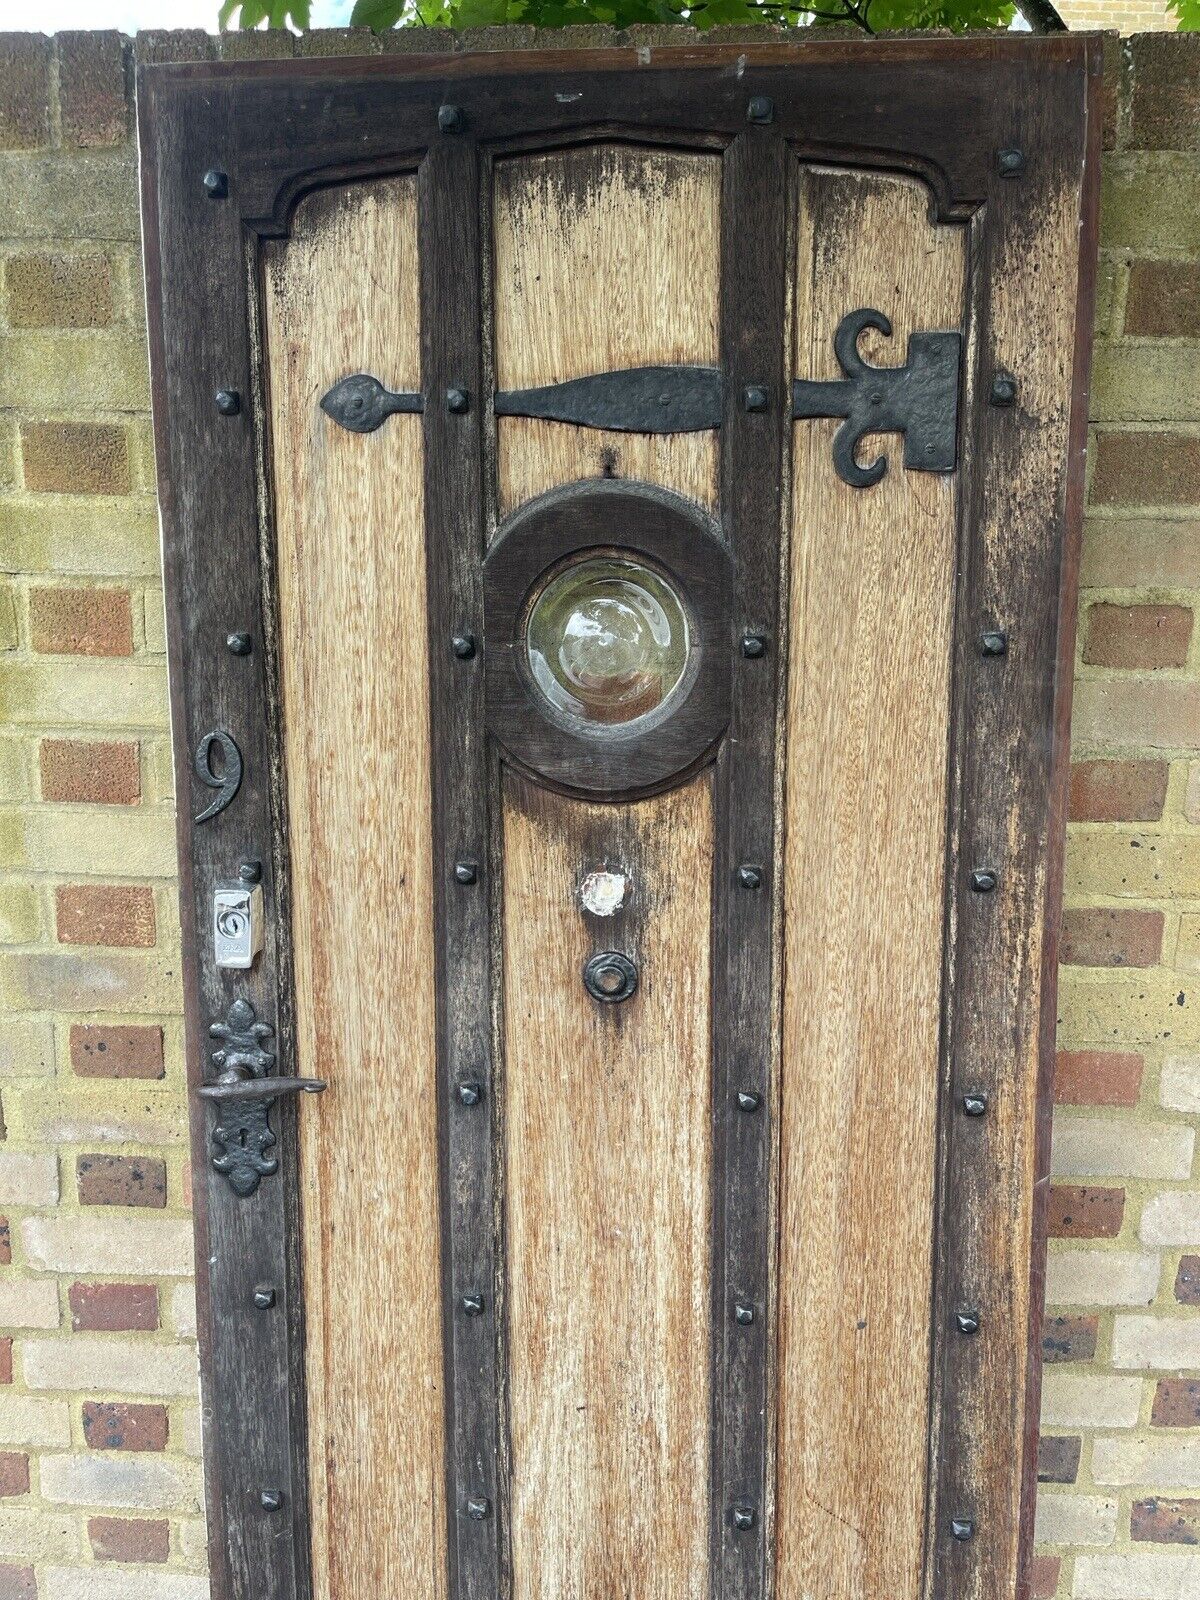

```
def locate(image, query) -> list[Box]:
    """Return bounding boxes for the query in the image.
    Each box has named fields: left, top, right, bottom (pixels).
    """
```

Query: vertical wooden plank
left=503, top=773, right=714, bottom=1600
left=263, top=177, right=447, bottom=1600
left=711, top=126, right=789, bottom=1600
left=491, top=145, right=722, bottom=520
left=776, top=167, right=966, bottom=1600
left=419, top=134, right=501, bottom=1600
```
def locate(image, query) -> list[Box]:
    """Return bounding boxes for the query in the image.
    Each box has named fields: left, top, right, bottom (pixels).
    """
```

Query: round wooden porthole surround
left=483, top=479, right=733, bottom=800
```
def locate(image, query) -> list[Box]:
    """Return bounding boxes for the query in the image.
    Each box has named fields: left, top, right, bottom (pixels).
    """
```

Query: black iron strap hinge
left=319, top=306, right=962, bottom=489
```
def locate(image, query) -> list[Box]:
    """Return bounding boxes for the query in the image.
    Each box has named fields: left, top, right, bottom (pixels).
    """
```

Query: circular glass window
left=525, top=554, right=691, bottom=729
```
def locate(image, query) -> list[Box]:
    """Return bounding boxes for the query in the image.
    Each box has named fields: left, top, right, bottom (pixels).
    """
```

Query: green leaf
left=1167, top=0, right=1200, bottom=28
left=350, top=0, right=409, bottom=25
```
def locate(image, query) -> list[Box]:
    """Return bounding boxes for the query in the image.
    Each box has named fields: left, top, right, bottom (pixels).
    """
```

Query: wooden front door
left=138, top=36, right=1101, bottom=1600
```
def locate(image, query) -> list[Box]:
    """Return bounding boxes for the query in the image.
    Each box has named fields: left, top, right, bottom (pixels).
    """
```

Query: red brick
left=20, top=422, right=129, bottom=496
left=0, top=1454, right=29, bottom=1498
left=1126, top=261, right=1200, bottom=339
left=1083, top=604, right=1193, bottom=671
left=1037, top=1434, right=1082, bottom=1484
left=1043, top=1313, right=1100, bottom=1364
left=1092, top=433, right=1200, bottom=508
left=57, top=32, right=128, bottom=149
left=1060, top=908, right=1163, bottom=969
left=81, top=1402, right=168, bottom=1453
left=76, top=1153, right=166, bottom=1209
left=1128, top=34, right=1200, bottom=153
left=1176, top=1255, right=1200, bottom=1307
left=1069, top=760, right=1168, bottom=823
left=40, top=740, right=139, bottom=805
left=87, top=1516, right=169, bottom=1563
left=1132, top=1496, right=1200, bottom=1545
left=69, top=1282, right=158, bottom=1333
left=1047, top=1185, right=1126, bottom=1240
left=1031, top=1555, right=1061, bottom=1599
left=0, top=1218, right=9, bottom=1266
left=0, top=1567, right=36, bottom=1600
left=1054, top=1050, right=1144, bottom=1107
left=0, top=1340, right=12, bottom=1385
left=4, top=254, right=114, bottom=330
left=0, top=35, right=51, bottom=149
left=30, top=587, right=132, bottom=658
left=1151, top=1379, right=1200, bottom=1428
left=70, top=1023, right=164, bottom=1080
left=56, top=884, right=155, bottom=949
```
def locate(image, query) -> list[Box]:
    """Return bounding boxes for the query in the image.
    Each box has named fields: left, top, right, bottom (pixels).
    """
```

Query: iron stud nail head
left=741, top=633, right=767, bottom=659
left=734, top=1302, right=755, bottom=1325
left=202, top=168, right=228, bottom=199
left=951, top=1517, right=975, bottom=1541
left=461, top=1293, right=484, bottom=1317
left=989, top=372, right=1017, bottom=407
left=970, top=869, right=997, bottom=893
left=466, top=1495, right=490, bottom=1520
left=239, top=860, right=262, bottom=884
left=980, top=630, right=1007, bottom=657
left=215, top=389, right=241, bottom=416
left=446, top=387, right=470, bottom=414
left=955, top=1310, right=980, bottom=1335
left=226, top=632, right=252, bottom=656
left=733, top=1504, right=757, bottom=1531
left=737, top=865, right=763, bottom=890
left=253, top=1284, right=275, bottom=1310
left=438, top=104, right=465, bottom=134
left=452, top=634, right=476, bottom=659
left=737, top=1090, right=761, bottom=1114
left=455, top=860, right=478, bottom=885
left=743, top=384, right=769, bottom=413
left=747, top=95, right=774, bottom=124
left=260, top=1489, right=282, bottom=1512
left=997, top=147, right=1024, bottom=178
left=962, top=1092, right=988, bottom=1118
left=458, top=1082, right=482, bottom=1106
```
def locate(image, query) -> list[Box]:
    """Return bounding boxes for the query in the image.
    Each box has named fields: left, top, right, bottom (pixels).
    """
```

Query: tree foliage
left=1166, top=0, right=1199, bottom=29
left=220, top=0, right=1022, bottom=36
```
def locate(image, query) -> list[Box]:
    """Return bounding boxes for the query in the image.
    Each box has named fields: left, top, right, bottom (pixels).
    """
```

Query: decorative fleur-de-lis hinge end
left=792, top=306, right=962, bottom=489
left=320, top=373, right=424, bottom=433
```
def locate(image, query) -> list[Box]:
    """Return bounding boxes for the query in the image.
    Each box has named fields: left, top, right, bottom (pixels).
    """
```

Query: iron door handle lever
left=197, top=1076, right=327, bottom=1102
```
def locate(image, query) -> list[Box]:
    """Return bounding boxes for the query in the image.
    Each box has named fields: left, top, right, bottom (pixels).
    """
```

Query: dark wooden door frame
left=137, top=36, right=1102, bottom=1600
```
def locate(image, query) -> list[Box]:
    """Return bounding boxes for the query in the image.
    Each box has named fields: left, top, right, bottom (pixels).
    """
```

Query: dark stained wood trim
left=137, top=76, right=312, bottom=1600
left=1017, top=46, right=1105, bottom=1600
left=710, top=126, right=789, bottom=1600
left=137, top=39, right=1096, bottom=235
left=418, top=134, right=504, bottom=1600
left=924, top=33, right=1102, bottom=1600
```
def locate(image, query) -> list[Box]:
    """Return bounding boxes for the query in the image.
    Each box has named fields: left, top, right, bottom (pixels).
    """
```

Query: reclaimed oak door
left=138, top=37, right=1101, bottom=1600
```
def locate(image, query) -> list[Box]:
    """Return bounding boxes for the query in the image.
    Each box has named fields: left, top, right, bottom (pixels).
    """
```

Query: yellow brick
left=0, top=1012, right=54, bottom=1076
left=0, top=808, right=176, bottom=877
left=0, top=497, right=160, bottom=577
left=143, top=586, right=166, bottom=654
left=1066, top=829, right=1200, bottom=901
left=0, top=658, right=168, bottom=728
left=7, top=1084, right=188, bottom=1147
left=0, top=739, right=28, bottom=802
left=0, top=583, right=17, bottom=650
left=0, top=331, right=149, bottom=410
left=1058, top=970, right=1200, bottom=1047
left=0, top=948, right=181, bottom=1016
left=0, top=882, right=43, bottom=944
left=1178, top=915, right=1200, bottom=975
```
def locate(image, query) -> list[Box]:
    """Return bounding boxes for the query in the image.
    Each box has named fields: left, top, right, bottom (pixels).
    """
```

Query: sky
left=0, top=0, right=355, bottom=28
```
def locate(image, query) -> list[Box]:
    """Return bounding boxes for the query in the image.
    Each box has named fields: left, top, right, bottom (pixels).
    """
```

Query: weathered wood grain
left=492, top=145, right=721, bottom=520
left=502, top=771, right=714, bottom=1600
left=775, top=166, right=965, bottom=1600
left=263, top=177, right=447, bottom=1600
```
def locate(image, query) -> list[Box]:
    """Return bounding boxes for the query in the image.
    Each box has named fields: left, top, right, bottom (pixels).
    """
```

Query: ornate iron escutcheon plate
left=320, top=308, right=961, bottom=487
left=483, top=479, right=733, bottom=800
left=198, top=997, right=326, bottom=1197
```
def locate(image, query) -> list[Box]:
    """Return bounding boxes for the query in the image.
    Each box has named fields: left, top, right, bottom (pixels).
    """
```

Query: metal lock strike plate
left=213, top=878, right=263, bottom=970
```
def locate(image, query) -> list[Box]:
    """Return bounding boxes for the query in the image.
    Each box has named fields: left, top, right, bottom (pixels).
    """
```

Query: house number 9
left=193, top=730, right=243, bottom=824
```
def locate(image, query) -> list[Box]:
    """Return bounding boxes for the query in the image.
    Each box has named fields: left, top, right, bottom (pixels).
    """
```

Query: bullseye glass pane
left=526, top=555, right=690, bottom=728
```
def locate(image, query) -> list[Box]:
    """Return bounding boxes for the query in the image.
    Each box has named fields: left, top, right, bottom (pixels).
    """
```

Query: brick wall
left=1056, top=0, right=1175, bottom=34
left=0, top=24, right=1197, bottom=1600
